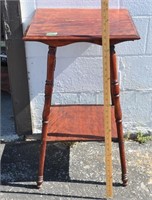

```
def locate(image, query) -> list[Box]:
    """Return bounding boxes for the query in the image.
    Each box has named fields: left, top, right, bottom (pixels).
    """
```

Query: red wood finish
left=37, top=46, right=56, bottom=188
left=110, top=45, right=128, bottom=186
left=47, top=105, right=117, bottom=141
left=23, top=9, right=140, bottom=46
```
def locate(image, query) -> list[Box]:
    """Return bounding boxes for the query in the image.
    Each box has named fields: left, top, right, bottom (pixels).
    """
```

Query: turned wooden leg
left=110, top=45, right=128, bottom=186
left=37, top=46, right=56, bottom=188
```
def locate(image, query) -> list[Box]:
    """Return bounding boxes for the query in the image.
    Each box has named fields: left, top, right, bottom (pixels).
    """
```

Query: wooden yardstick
left=101, top=0, right=113, bottom=198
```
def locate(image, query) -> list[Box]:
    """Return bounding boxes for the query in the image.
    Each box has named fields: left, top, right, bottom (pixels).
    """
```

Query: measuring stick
left=101, top=0, right=113, bottom=198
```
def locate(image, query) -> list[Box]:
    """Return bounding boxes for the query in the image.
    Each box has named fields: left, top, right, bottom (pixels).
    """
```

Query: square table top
left=23, top=8, right=140, bottom=46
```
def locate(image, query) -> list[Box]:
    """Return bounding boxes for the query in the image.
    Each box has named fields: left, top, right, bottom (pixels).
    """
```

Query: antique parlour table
left=23, top=8, right=140, bottom=188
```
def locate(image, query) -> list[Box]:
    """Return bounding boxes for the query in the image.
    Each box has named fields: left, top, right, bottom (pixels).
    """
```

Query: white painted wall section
left=20, top=0, right=152, bottom=134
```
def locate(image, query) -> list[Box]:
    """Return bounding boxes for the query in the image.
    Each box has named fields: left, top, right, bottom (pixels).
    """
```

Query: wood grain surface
left=46, top=105, right=117, bottom=141
left=23, top=9, right=140, bottom=46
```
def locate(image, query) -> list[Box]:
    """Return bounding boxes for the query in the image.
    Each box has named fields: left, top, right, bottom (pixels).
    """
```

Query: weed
left=135, top=131, right=152, bottom=144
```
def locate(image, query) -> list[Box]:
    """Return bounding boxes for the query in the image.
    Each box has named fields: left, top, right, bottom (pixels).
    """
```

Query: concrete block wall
left=20, top=0, right=152, bottom=134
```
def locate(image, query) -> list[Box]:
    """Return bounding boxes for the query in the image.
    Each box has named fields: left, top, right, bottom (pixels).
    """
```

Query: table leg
left=37, top=46, right=56, bottom=188
left=110, top=45, right=128, bottom=186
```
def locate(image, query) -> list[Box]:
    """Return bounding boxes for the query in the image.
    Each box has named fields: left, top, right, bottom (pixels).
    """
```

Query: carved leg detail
left=37, top=46, right=57, bottom=189
left=110, top=45, right=128, bottom=186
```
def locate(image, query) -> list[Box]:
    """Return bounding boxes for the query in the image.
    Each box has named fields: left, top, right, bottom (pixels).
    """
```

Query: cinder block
left=26, top=57, right=47, bottom=98
left=53, top=92, right=80, bottom=105
left=30, top=94, right=44, bottom=133
left=96, top=92, right=104, bottom=104
left=20, top=0, right=36, bottom=19
left=79, top=92, right=97, bottom=104
left=116, top=18, right=149, bottom=55
left=146, top=18, right=152, bottom=54
left=120, top=56, right=152, bottom=90
left=26, top=56, right=103, bottom=99
left=120, top=0, right=152, bottom=16
left=61, top=93, right=80, bottom=104
left=36, top=0, right=119, bottom=8
left=121, top=91, right=152, bottom=128
left=54, top=57, right=103, bottom=92
left=57, top=43, right=101, bottom=58
left=52, top=93, right=63, bottom=105
left=25, top=42, right=48, bottom=58
left=25, top=43, right=100, bottom=59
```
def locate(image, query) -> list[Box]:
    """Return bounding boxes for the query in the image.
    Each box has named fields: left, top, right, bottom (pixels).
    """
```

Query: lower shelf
left=47, top=105, right=117, bottom=142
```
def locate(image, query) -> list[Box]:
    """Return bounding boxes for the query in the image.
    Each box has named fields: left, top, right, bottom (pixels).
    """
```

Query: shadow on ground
left=1, top=142, right=70, bottom=185
left=1, top=141, right=108, bottom=200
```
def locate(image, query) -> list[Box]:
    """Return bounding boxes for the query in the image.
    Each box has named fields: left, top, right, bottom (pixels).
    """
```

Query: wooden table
left=23, top=8, right=140, bottom=188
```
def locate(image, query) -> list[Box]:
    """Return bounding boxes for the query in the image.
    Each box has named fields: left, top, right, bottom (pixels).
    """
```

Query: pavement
left=0, top=92, right=152, bottom=200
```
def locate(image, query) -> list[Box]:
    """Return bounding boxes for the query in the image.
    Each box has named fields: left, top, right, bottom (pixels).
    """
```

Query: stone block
left=121, top=91, right=152, bottom=129
left=120, top=0, right=152, bottom=16
left=54, top=57, right=103, bottom=93
left=36, top=0, right=119, bottom=8
left=20, top=0, right=36, bottom=19
left=146, top=18, right=152, bottom=54
left=120, top=56, right=152, bottom=90
left=79, top=92, right=97, bottom=104
left=116, top=18, right=149, bottom=55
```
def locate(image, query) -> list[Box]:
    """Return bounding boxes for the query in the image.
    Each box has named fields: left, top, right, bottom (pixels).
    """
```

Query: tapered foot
left=37, top=176, right=43, bottom=189
left=122, top=174, right=128, bottom=186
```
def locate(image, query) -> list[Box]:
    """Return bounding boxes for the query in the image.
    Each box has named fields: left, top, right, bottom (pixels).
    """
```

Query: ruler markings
left=101, top=0, right=113, bottom=198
